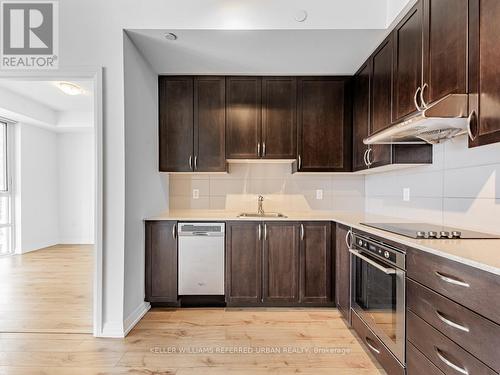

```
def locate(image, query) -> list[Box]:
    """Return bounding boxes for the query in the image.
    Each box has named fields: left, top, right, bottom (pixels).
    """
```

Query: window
left=0, top=122, right=13, bottom=255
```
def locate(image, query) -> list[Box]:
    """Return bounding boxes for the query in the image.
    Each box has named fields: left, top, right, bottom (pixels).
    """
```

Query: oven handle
left=349, top=249, right=396, bottom=275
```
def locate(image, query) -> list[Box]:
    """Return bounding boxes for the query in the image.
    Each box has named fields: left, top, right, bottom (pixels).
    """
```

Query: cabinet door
left=194, top=77, right=226, bottom=172
left=392, top=1, right=423, bottom=122
left=370, top=36, right=394, bottom=167
left=159, top=76, right=194, bottom=172
left=300, top=222, right=332, bottom=304
left=352, top=63, right=371, bottom=172
left=422, top=0, right=467, bottom=106
left=225, top=222, right=262, bottom=304
left=262, top=77, right=297, bottom=159
left=335, top=224, right=351, bottom=322
left=145, top=221, right=178, bottom=303
left=226, top=77, right=262, bottom=159
left=468, top=0, right=500, bottom=147
left=297, top=77, right=352, bottom=172
left=263, top=222, right=300, bottom=303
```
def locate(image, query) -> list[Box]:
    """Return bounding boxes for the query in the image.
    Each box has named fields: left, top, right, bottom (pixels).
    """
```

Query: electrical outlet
left=192, top=189, right=199, bottom=200
left=403, top=188, right=410, bottom=202
left=316, top=189, right=323, bottom=200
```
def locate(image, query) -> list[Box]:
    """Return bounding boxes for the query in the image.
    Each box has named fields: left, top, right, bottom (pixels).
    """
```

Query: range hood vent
left=364, top=94, right=470, bottom=145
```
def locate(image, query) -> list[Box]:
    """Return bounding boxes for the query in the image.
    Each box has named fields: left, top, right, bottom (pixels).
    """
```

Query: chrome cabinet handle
left=257, top=143, right=261, bottom=157
left=435, top=347, right=469, bottom=375
left=366, top=148, right=373, bottom=166
left=467, top=110, right=477, bottom=141
left=345, top=229, right=353, bottom=248
left=194, top=155, right=198, bottom=170
left=262, top=142, right=266, bottom=157
left=298, top=155, right=302, bottom=170
left=349, top=249, right=396, bottom=275
left=414, top=86, right=423, bottom=111
left=172, top=223, right=177, bottom=240
left=420, top=83, right=429, bottom=109
left=258, top=224, right=262, bottom=241
left=264, top=224, right=267, bottom=241
left=363, top=149, right=369, bottom=167
left=435, top=271, right=470, bottom=288
left=188, top=155, right=193, bottom=170
left=365, top=337, right=381, bottom=354
left=300, top=224, right=304, bottom=241
left=436, top=311, right=470, bottom=333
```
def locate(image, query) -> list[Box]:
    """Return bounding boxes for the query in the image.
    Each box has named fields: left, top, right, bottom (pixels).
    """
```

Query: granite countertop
left=146, top=210, right=500, bottom=276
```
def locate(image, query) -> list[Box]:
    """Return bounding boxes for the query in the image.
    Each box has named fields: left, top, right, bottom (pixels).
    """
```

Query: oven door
left=350, top=247, right=405, bottom=364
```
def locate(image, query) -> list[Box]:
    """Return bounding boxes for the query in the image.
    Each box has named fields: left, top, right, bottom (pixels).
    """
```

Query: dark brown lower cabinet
left=300, top=222, right=332, bottom=304
left=263, top=222, right=300, bottom=303
left=145, top=221, right=178, bottom=304
left=225, top=222, right=262, bottom=304
left=335, top=224, right=351, bottom=322
left=226, top=221, right=333, bottom=307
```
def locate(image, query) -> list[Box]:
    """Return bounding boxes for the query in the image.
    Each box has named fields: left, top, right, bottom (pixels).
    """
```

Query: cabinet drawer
left=351, top=311, right=404, bottom=375
left=407, top=310, right=497, bottom=375
left=406, top=248, right=500, bottom=324
left=407, top=342, right=444, bottom=375
left=408, top=279, right=500, bottom=371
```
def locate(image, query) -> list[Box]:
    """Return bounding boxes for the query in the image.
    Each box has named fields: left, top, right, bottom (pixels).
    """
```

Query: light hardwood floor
left=0, top=244, right=93, bottom=334
left=0, top=245, right=384, bottom=374
left=0, top=308, right=385, bottom=374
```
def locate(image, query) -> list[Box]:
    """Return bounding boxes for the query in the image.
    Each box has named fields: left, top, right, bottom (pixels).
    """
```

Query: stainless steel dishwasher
left=178, top=223, right=225, bottom=296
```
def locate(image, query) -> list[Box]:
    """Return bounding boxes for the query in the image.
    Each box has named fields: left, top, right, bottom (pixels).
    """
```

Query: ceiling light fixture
left=57, top=81, right=84, bottom=96
left=164, top=32, right=178, bottom=41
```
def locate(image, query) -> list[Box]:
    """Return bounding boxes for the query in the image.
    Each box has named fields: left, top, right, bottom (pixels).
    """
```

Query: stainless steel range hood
left=363, top=94, right=470, bottom=145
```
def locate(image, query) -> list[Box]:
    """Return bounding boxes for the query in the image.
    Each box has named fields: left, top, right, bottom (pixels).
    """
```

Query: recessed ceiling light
left=57, top=81, right=84, bottom=96
left=164, top=32, right=178, bottom=41
left=294, top=10, right=308, bottom=22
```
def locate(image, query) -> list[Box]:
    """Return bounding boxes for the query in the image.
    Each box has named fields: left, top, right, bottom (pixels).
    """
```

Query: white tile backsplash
left=366, top=135, right=500, bottom=232
left=169, top=164, right=365, bottom=212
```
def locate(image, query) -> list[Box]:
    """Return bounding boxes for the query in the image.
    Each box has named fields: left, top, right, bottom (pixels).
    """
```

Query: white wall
left=58, top=131, right=95, bottom=244
left=15, top=124, right=59, bottom=253
left=123, top=33, right=169, bottom=324
left=14, top=123, right=94, bottom=253
left=365, top=136, right=500, bottom=235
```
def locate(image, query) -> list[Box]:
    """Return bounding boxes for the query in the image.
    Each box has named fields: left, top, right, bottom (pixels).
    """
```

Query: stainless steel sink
left=237, top=212, right=287, bottom=218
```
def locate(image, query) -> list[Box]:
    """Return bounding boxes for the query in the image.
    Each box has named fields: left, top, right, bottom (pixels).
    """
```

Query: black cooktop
left=361, top=222, right=500, bottom=239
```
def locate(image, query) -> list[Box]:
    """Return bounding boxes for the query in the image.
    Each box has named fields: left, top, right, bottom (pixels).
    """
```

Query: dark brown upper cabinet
left=225, top=222, right=262, bottom=304
left=261, top=77, right=297, bottom=159
left=370, top=36, right=394, bottom=168
left=226, top=77, right=262, bottom=159
left=468, top=0, right=500, bottom=148
left=263, top=222, right=300, bottom=303
left=159, top=76, right=226, bottom=172
left=421, top=0, right=467, bottom=107
left=297, top=77, right=352, bottom=172
left=352, top=63, right=371, bottom=172
left=145, top=221, right=178, bottom=304
left=300, top=222, right=332, bottom=304
left=392, top=0, right=423, bottom=122
left=194, top=77, right=227, bottom=172
left=159, top=76, right=194, bottom=172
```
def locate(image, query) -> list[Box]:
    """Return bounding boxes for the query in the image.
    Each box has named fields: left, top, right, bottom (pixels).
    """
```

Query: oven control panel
left=353, top=235, right=398, bottom=264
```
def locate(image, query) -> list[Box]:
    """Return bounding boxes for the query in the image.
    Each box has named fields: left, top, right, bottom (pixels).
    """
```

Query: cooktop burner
left=361, top=223, right=500, bottom=239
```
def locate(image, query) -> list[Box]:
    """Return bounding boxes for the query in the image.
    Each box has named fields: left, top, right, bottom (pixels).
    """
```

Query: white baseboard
left=123, top=302, right=150, bottom=336
left=100, top=321, right=125, bottom=338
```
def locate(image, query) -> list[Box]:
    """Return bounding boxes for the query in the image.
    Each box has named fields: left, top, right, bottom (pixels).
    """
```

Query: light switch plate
left=403, top=188, right=410, bottom=202
left=316, top=189, right=323, bottom=200
left=192, top=189, right=199, bottom=200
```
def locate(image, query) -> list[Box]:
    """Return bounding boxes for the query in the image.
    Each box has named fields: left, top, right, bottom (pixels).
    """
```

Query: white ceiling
left=0, top=80, right=93, bottom=112
left=128, top=29, right=388, bottom=75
